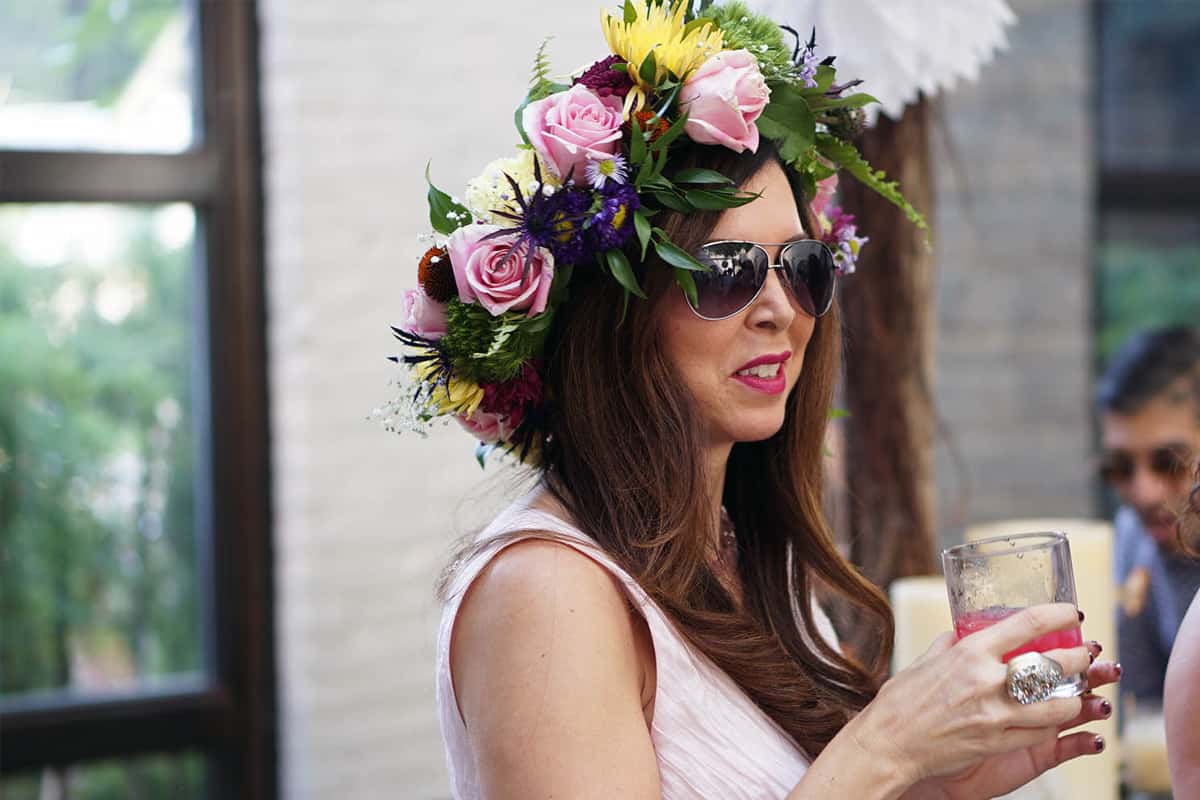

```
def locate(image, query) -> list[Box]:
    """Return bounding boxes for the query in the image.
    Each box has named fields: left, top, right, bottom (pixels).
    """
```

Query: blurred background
left=0, top=0, right=1196, bottom=798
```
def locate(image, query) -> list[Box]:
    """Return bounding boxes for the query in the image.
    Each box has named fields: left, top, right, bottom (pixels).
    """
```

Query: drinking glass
left=942, top=531, right=1086, bottom=698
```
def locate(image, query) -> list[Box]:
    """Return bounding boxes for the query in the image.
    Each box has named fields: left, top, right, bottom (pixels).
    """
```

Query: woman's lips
left=731, top=371, right=787, bottom=395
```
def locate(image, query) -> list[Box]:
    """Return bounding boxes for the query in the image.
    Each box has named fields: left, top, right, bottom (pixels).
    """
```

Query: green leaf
left=635, top=143, right=659, bottom=186
left=425, top=162, right=470, bottom=235
left=651, top=146, right=670, bottom=180
left=674, top=267, right=699, bottom=308
left=652, top=81, right=681, bottom=118
left=634, top=209, right=653, bottom=259
left=759, top=82, right=816, bottom=165
left=684, top=189, right=759, bottom=210
left=623, top=0, right=638, bottom=23
left=475, top=441, right=499, bottom=468
left=681, top=16, right=717, bottom=39
left=605, top=248, right=647, bottom=299
left=653, top=234, right=707, bottom=271
left=628, top=114, right=647, bottom=170
left=651, top=111, right=689, bottom=151
left=672, top=167, right=734, bottom=185
left=514, top=103, right=532, bottom=147
left=815, top=133, right=929, bottom=231
left=651, top=191, right=691, bottom=213
left=813, top=64, right=836, bottom=93
left=639, top=48, right=658, bottom=85
left=807, top=92, right=879, bottom=112
left=640, top=175, right=674, bottom=192
left=610, top=61, right=629, bottom=73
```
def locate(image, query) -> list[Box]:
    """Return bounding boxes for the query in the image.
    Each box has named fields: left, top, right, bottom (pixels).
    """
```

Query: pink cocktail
left=954, top=606, right=1083, bottom=662
left=943, top=531, right=1087, bottom=698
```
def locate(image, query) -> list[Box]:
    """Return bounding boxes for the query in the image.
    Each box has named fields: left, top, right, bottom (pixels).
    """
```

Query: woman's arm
left=1165, top=592, right=1200, bottom=796
left=451, top=539, right=662, bottom=800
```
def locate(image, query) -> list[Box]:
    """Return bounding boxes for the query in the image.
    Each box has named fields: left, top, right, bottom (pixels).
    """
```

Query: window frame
left=0, top=2, right=276, bottom=798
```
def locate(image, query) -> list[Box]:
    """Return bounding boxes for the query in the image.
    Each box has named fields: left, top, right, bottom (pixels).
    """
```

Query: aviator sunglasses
left=688, top=239, right=837, bottom=321
left=1099, top=444, right=1195, bottom=485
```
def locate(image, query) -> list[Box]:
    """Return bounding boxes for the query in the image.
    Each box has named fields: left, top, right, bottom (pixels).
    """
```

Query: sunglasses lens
left=691, top=242, right=769, bottom=318
left=1150, top=447, right=1189, bottom=478
left=780, top=241, right=836, bottom=317
left=1100, top=453, right=1134, bottom=484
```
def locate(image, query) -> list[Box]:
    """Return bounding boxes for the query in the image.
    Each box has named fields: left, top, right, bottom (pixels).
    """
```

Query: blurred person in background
left=1096, top=326, right=1200, bottom=711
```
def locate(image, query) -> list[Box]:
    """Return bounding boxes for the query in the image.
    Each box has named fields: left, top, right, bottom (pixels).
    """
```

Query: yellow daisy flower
left=601, top=0, right=724, bottom=115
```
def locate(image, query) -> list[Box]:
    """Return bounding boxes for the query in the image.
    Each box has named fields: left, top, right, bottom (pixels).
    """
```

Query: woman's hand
left=847, top=603, right=1114, bottom=794
left=906, top=659, right=1120, bottom=800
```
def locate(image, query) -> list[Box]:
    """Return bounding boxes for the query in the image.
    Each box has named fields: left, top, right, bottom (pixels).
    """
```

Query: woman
left=384, top=3, right=1120, bottom=797
left=1165, top=468, right=1200, bottom=797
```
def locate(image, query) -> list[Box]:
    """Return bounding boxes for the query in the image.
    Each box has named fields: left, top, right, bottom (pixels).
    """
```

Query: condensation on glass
left=0, top=1, right=198, bottom=153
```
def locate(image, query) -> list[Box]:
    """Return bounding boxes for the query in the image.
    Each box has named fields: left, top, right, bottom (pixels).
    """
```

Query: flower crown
left=378, top=0, right=926, bottom=467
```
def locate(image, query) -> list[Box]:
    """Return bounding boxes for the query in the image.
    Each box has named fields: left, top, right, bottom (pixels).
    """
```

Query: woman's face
left=658, top=159, right=819, bottom=448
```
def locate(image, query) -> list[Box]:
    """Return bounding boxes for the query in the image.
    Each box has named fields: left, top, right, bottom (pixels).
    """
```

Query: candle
left=966, top=519, right=1120, bottom=800
left=889, top=575, right=953, bottom=672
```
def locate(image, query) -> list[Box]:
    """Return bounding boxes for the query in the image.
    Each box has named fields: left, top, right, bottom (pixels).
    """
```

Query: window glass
left=0, top=203, right=208, bottom=700
left=0, top=0, right=198, bottom=153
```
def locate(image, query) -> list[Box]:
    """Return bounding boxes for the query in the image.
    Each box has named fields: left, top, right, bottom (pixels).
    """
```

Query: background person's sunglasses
left=1099, top=444, right=1194, bottom=485
left=688, top=239, right=837, bottom=321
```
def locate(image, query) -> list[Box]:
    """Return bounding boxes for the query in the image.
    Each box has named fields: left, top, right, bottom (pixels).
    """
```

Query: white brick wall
left=259, top=2, right=600, bottom=796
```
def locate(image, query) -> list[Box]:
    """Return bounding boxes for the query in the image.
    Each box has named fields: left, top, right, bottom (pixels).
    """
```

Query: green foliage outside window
left=1095, top=243, right=1200, bottom=363
left=0, top=207, right=202, bottom=699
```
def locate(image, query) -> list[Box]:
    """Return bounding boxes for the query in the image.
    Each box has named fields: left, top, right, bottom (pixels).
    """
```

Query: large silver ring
left=1005, top=652, right=1064, bottom=704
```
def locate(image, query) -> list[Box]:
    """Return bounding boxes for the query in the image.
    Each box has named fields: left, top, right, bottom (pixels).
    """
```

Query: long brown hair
left=447, top=141, right=894, bottom=758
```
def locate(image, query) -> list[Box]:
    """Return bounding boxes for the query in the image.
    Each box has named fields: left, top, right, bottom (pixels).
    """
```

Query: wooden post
left=837, top=97, right=938, bottom=593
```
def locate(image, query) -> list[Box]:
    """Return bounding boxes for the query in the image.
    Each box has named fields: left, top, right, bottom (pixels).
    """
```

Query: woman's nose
left=748, top=268, right=796, bottom=328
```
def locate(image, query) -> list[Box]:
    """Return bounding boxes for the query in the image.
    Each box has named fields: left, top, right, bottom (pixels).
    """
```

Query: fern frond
left=814, top=134, right=928, bottom=231
left=528, top=37, right=558, bottom=102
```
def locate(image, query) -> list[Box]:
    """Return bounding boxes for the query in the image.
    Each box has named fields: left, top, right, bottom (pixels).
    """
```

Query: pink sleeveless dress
left=436, top=491, right=836, bottom=799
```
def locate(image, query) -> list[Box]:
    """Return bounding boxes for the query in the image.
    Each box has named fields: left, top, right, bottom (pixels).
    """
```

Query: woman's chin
left=728, top=413, right=787, bottom=444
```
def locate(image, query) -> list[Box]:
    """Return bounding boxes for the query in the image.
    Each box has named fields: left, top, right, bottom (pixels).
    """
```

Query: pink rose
left=400, top=287, right=448, bottom=340
left=521, top=84, right=624, bottom=180
left=811, top=174, right=838, bottom=217
left=447, top=223, right=555, bottom=317
left=455, top=408, right=516, bottom=444
left=679, top=49, right=770, bottom=154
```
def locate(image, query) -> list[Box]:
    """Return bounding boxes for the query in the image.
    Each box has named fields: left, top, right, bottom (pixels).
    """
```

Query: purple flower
left=820, top=206, right=868, bottom=275
left=487, top=159, right=597, bottom=266
left=799, top=30, right=820, bottom=89
left=589, top=183, right=640, bottom=251
left=573, top=54, right=634, bottom=100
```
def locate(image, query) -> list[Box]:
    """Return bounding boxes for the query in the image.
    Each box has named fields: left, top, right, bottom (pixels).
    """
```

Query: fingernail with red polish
left=1115, top=662, right=1123, bottom=677
left=1101, top=700, right=1112, bottom=716
left=1094, top=736, right=1105, bottom=753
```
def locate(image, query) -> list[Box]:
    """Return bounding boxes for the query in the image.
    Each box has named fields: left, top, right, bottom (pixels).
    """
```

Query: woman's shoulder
left=1165, top=591, right=1200, bottom=792
left=446, top=530, right=655, bottom=752
left=446, top=488, right=653, bottom=700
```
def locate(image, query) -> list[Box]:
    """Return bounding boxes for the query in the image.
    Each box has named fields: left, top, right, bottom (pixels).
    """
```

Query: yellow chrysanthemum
left=415, top=360, right=484, bottom=417
left=601, top=0, right=724, bottom=116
